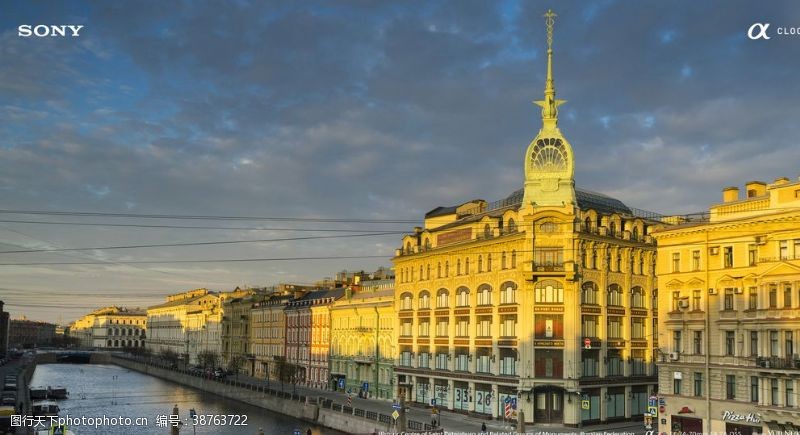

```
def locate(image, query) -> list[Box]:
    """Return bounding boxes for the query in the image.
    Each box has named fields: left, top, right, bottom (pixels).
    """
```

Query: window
left=464, top=258, right=470, bottom=274
left=511, top=250, right=517, bottom=268
left=436, top=289, right=449, bottom=308
left=631, top=287, right=644, bottom=308
left=607, top=284, right=622, bottom=306
left=787, top=380, right=795, bottom=407
left=724, top=288, right=735, bottom=310
left=581, top=282, right=598, bottom=304
left=582, top=349, right=599, bottom=377
left=507, top=219, right=516, bottom=233
left=607, top=350, right=624, bottom=377
left=476, top=316, right=491, bottom=337
left=487, top=254, right=492, bottom=272
left=484, top=224, right=491, bottom=238
left=632, top=349, right=646, bottom=375
left=692, top=250, right=700, bottom=271
left=769, top=285, right=777, bottom=308
left=418, top=352, right=430, bottom=369
left=785, top=283, right=793, bottom=308
left=693, top=331, right=703, bottom=355
left=771, top=331, right=779, bottom=356
left=672, top=291, right=681, bottom=311
left=724, top=246, right=733, bottom=268
left=535, top=315, right=563, bottom=339
left=582, top=315, right=598, bottom=338
left=725, top=331, right=735, bottom=356
left=454, top=349, right=469, bottom=371
left=477, top=285, right=492, bottom=306
left=419, top=291, right=430, bottom=309
left=500, top=315, right=517, bottom=337
left=751, top=376, right=759, bottom=403
left=609, top=222, right=616, bottom=237
left=418, top=320, right=430, bottom=337
left=673, top=378, right=682, bottom=395
left=500, top=283, right=517, bottom=304
left=501, top=252, right=507, bottom=269
left=750, top=331, right=759, bottom=357
left=455, top=317, right=469, bottom=337
left=401, top=320, right=412, bottom=337
left=748, top=287, right=757, bottom=310
left=477, top=255, right=483, bottom=273
left=786, top=331, right=794, bottom=357
left=607, top=317, right=622, bottom=339
left=456, top=287, right=469, bottom=307
left=456, top=260, right=461, bottom=276
left=631, top=318, right=645, bottom=339
left=780, top=241, right=789, bottom=260
left=748, top=244, right=757, bottom=266
left=476, top=353, right=491, bottom=373
left=436, top=319, right=448, bottom=337
left=435, top=351, right=448, bottom=370
left=694, top=372, right=703, bottom=397
left=692, top=290, right=701, bottom=311
left=444, top=261, right=449, bottom=277
left=726, top=375, right=736, bottom=400
left=771, top=378, right=779, bottom=405
left=673, top=330, right=682, bottom=353
left=400, top=350, right=412, bottom=366
left=437, top=262, right=441, bottom=278
left=672, top=252, right=680, bottom=272
left=535, top=248, right=563, bottom=269
left=500, top=350, right=517, bottom=376
left=537, top=349, right=564, bottom=378
left=535, top=280, right=564, bottom=304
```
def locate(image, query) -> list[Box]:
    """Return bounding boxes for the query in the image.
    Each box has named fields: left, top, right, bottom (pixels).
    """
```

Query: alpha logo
left=18, top=25, right=84, bottom=37
left=747, top=23, right=770, bottom=40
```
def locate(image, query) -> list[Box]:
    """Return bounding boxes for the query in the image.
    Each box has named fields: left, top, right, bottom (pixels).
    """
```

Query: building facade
left=285, top=289, right=343, bottom=389
left=654, top=178, right=800, bottom=435
left=329, top=278, right=395, bottom=399
left=8, top=317, right=56, bottom=348
left=221, top=289, right=260, bottom=375
left=392, top=12, right=660, bottom=426
left=0, top=301, right=9, bottom=356
left=69, top=306, right=146, bottom=349
left=146, top=289, right=220, bottom=362
left=251, top=288, right=304, bottom=381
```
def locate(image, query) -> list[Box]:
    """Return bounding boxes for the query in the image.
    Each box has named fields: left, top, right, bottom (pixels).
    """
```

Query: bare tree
left=198, top=350, right=219, bottom=369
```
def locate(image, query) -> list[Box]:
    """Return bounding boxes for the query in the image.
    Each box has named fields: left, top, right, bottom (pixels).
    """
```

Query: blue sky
left=2, top=1, right=800, bottom=321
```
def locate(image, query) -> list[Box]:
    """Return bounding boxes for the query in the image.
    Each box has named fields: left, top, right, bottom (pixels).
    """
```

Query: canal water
left=30, top=364, right=343, bottom=435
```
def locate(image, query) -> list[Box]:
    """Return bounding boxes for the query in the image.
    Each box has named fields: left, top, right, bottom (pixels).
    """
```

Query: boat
left=32, top=400, right=60, bottom=417
left=47, top=386, right=68, bottom=399
left=0, top=405, right=14, bottom=432
left=36, top=424, right=76, bottom=435
left=30, top=386, right=48, bottom=400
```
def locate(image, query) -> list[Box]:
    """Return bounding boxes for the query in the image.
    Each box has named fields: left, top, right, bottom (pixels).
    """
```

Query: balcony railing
left=533, top=263, right=565, bottom=272
left=756, top=356, right=800, bottom=369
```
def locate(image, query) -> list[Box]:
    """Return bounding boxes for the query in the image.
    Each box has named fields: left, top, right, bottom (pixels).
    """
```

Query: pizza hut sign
left=722, top=411, right=761, bottom=424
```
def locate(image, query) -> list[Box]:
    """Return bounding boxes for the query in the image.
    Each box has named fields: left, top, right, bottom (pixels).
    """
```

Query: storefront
left=726, top=423, right=761, bottom=435
left=474, top=384, right=493, bottom=415
left=580, top=388, right=601, bottom=423
left=415, top=377, right=430, bottom=404
left=433, top=380, right=449, bottom=408
left=453, top=382, right=470, bottom=411
left=672, top=416, right=703, bottom=435
left=533, top=385, right=563, bottom=423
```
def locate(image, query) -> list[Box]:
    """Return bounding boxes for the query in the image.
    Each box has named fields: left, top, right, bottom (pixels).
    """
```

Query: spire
left=534, top=9, right=566, bottom=128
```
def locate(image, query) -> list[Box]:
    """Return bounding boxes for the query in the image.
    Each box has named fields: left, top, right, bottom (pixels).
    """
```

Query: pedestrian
left=481, top=422, right=487, bottom=433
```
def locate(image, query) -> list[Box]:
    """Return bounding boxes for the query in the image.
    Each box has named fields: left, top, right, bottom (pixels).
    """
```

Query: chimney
left=722, top=186, right=739, bottom=203
left=744, top=181, right=766, bottom=198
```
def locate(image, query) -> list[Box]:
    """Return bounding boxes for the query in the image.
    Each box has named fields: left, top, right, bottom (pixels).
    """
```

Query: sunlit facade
left=329, top=279, right=395, bottom=399
left=392, top=11, right=660, bottom=426
left=654, top=178, right=800, bottom=435
left=69, top=306, right=146, bottom=349
left=285, top=289, right=343, bottom=389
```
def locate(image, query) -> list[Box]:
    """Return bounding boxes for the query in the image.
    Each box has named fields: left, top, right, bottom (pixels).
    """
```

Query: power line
left=0, top=254, right=390, bottom=266
left=0, top=231, right=403, bottom=254
left=0, top=209, right=419, bottom=223
left=0, top=218, right=409, bottom=232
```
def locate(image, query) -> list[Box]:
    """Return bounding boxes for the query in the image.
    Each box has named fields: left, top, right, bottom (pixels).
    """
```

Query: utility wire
left=0, top=231, right=404, bottom=254
left=0, top=218, right=409, bottom=232
left=0, top=254, right=390, bottom=266
left=0, top=209, right=419, bottom=223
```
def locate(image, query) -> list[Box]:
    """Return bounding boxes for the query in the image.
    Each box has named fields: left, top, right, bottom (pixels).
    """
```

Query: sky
left=2, top=1, right=800, bottom=322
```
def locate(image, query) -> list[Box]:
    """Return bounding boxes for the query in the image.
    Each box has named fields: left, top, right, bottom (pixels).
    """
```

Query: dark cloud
left=2, top=0, right=800, bottom=320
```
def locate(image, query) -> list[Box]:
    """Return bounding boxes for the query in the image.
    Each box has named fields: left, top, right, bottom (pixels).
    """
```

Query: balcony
left=756, top=356, right=800, bottom=370
left=533, top=263, right=565, bottom=272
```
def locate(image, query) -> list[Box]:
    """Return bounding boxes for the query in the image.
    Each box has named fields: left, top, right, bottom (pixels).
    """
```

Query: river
left=30, top=364, right=343, bottom=435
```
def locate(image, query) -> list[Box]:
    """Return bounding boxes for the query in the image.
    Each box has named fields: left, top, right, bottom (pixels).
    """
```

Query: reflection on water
left=30, top=364, right=341, bottom=435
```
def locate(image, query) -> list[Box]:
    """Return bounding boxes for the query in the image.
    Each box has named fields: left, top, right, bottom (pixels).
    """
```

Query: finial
left=534, top=9, right=566, bottom=126
left=544, top=9, right=557, bottom=51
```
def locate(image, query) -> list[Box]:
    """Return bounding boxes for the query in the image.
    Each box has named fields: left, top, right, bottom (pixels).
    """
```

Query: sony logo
left=18, top=25, right=84, bottom=37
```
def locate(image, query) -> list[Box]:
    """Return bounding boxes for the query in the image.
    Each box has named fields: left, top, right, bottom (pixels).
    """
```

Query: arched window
left=478, top=255, right=483, bottom=273
left=419, top=265, right=423, bottom=280
left=632, top=226, right=639, bottom=241
left=424, top=238, right=431, bottom=249
left=419, top=291, right=430, bottom=309
left=591, top=248, right=598, bottom=269
left=400, top=292, right=413, bottom=310
left=500, top=282, right=517, bottom=304
left=457, top=259, right=461, bottom=275
left=477, top=285, right=492, bottom=305
left=487, top=254, right=492, bottom=272
left=582, top=282, right=598, bottom=304
left=427, top=264, right=431, bottom=280
left=465, top=257, right=471, bottom=274
left=607, top=284, right=622, bottom=306
left=609, top=222, right=616, bottom=237
left=535, top=280, right=563, bottom=304
left=484, top=224, right=492, bottom=238
left=456, top=287, right=470, bottom=307
left=584, top=217, right=592, bottom=232
left=511, top=250, right=517, bottom=268
left=501, top=252, right=507, bottom=269
left=436, top=289, right=449, bottom=308
left=445, top=261, right=449, bottom=277
left=437, top=262, right=442, bottom=278
left=540, top=221, right=558, bottom=233
left=631, top=286, right=645, bottom=308
left=508, top=218, right=516, bottom=233
left=405, top=242, right=412, bottom=253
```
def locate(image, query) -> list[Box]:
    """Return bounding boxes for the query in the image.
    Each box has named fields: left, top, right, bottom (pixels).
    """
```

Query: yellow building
left=69, top=306, right=146, bottom=349
left=653, top=177, right=800, bottom=435
left=251, top=290, right=298, bottom=381
left=220, top=288, right=259, bottom=374
left=392, top=10, right=661, bottom=426
left=329, top=278, right=396, bottom=399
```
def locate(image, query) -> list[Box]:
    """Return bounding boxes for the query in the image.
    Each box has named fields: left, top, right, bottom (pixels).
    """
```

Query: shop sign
left=722, top=411, right=761, bottom=424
